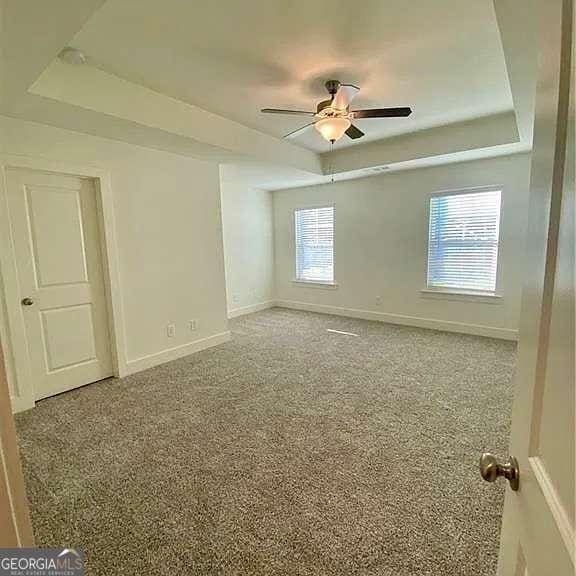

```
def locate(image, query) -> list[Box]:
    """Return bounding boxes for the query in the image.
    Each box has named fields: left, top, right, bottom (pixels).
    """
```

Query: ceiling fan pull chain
left=330, top=140, right=334, bottom=183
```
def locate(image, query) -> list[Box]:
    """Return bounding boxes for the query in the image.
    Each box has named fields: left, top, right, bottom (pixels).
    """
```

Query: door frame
left=0, top=339, right=34, bottom=546
left=0, top=154, right=129, bottom=411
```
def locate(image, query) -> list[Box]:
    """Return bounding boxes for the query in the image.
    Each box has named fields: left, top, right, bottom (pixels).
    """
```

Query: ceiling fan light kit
left=315, top=117, right=351, bottom=142
left=261, top=80, right=412, bottom=144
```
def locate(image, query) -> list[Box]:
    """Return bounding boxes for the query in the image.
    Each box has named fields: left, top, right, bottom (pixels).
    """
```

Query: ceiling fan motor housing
left=316, top=99, right=335, bottom=115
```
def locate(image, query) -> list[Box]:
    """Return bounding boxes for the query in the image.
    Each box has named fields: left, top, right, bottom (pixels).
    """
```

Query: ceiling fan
left=261, top=80, right=412, bottom=143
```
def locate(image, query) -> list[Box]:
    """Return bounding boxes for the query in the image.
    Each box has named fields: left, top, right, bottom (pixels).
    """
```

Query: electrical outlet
left=189, top=319, right=198, bottom=331
left=375, top=296, right=382, bottom=306
left=232, top=294, right=240, bottom=304
left=167, top=323, right=176, bottom=338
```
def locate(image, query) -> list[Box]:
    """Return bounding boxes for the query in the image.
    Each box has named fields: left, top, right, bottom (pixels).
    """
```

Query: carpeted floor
left=16, top=308, right=516, bottom=575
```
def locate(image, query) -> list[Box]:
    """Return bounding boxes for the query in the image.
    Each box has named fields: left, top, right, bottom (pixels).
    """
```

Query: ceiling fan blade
left=261, top=108, right=315, bottom=116
left=331, top=84, right=360, bottom=110
left=353, top=107, right=412, bottom=118
left=283, top=122, right=315, bottom=139
left=345, top=124, right=365, bottom=139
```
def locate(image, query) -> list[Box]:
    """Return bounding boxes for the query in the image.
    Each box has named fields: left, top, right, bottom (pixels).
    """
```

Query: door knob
left=479, top=453, right=519, bottom=491
left=21, top=297, right=34, bottom=306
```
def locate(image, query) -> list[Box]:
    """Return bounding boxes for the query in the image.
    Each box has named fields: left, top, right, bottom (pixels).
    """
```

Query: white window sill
left=420, top=288, right=502, bottom=304
left=292, top=280, right=338, bottom=290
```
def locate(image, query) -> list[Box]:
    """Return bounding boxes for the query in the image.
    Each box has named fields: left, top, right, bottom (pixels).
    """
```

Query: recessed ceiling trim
left=322, top=111, right=520, bottom=174
left=29, top=60, right=323, bottom=175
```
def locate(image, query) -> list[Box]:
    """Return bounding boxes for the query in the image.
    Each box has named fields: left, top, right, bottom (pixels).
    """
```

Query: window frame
left=424, top=186, right=503, bottom=298
left=292, top=204, right=336, bottom=287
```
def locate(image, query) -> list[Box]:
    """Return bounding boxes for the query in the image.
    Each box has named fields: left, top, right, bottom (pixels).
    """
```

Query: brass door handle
left=21, top=297, right=34, bottom=306
left=479, top=453, right=519, bottom=491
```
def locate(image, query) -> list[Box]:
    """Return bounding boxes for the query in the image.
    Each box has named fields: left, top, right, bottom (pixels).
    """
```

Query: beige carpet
left=16, top=308, right=516, bottom=575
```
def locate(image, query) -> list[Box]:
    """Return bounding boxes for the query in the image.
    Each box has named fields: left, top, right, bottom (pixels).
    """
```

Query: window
left=295, top=206, right=334, bottom=283
left=427, top=189, right=501, bottom=293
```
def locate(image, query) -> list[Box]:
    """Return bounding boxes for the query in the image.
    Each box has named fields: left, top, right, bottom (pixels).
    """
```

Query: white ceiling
left=71, top=0, right=514, bottom=152
left=2, top=0, right=533, bottom=190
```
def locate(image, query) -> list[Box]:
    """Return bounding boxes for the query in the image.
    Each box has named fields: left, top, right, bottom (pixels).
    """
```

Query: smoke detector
left=58, top=47, right=87, bottom=65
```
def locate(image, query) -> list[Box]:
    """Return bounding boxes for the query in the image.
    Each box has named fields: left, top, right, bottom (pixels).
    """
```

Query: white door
left=487, top=0, right=575, bottom=574
left=6, top=169, right=113, bottom=400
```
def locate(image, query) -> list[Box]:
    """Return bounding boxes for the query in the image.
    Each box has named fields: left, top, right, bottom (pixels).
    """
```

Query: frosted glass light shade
left=315, top=117, right=351, bottom=142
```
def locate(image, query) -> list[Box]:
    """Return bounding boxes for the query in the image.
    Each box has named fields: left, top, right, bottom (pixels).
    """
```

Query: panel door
left=496, top=0, right=574, bottom=573
left=6, top=169, right=113, bottom=400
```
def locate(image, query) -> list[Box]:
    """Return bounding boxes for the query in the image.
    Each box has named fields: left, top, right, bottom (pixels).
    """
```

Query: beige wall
left=0, top=116, right=229, bottom=408
left=273, top=154, right=531, bottom=338
left=220, top=173, right=274, bottom=315
left=0, top=114, right=532, bottom=412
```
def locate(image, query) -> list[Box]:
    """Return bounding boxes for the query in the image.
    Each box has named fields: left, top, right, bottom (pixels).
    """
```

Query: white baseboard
left=228, top=300, right=275, bottom=319
left=275, top=300, right=518, bottom=341
left=10, top=332, right=231, bottom=411
left=125, top=331, right=232, bottom=375
left=10, top=395, right=34, bottom=414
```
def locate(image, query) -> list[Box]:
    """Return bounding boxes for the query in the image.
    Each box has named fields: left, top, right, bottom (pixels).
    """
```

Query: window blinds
left=295, top=206, right=334, bottom=283
left=427, top=190, right=501, bottom=292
